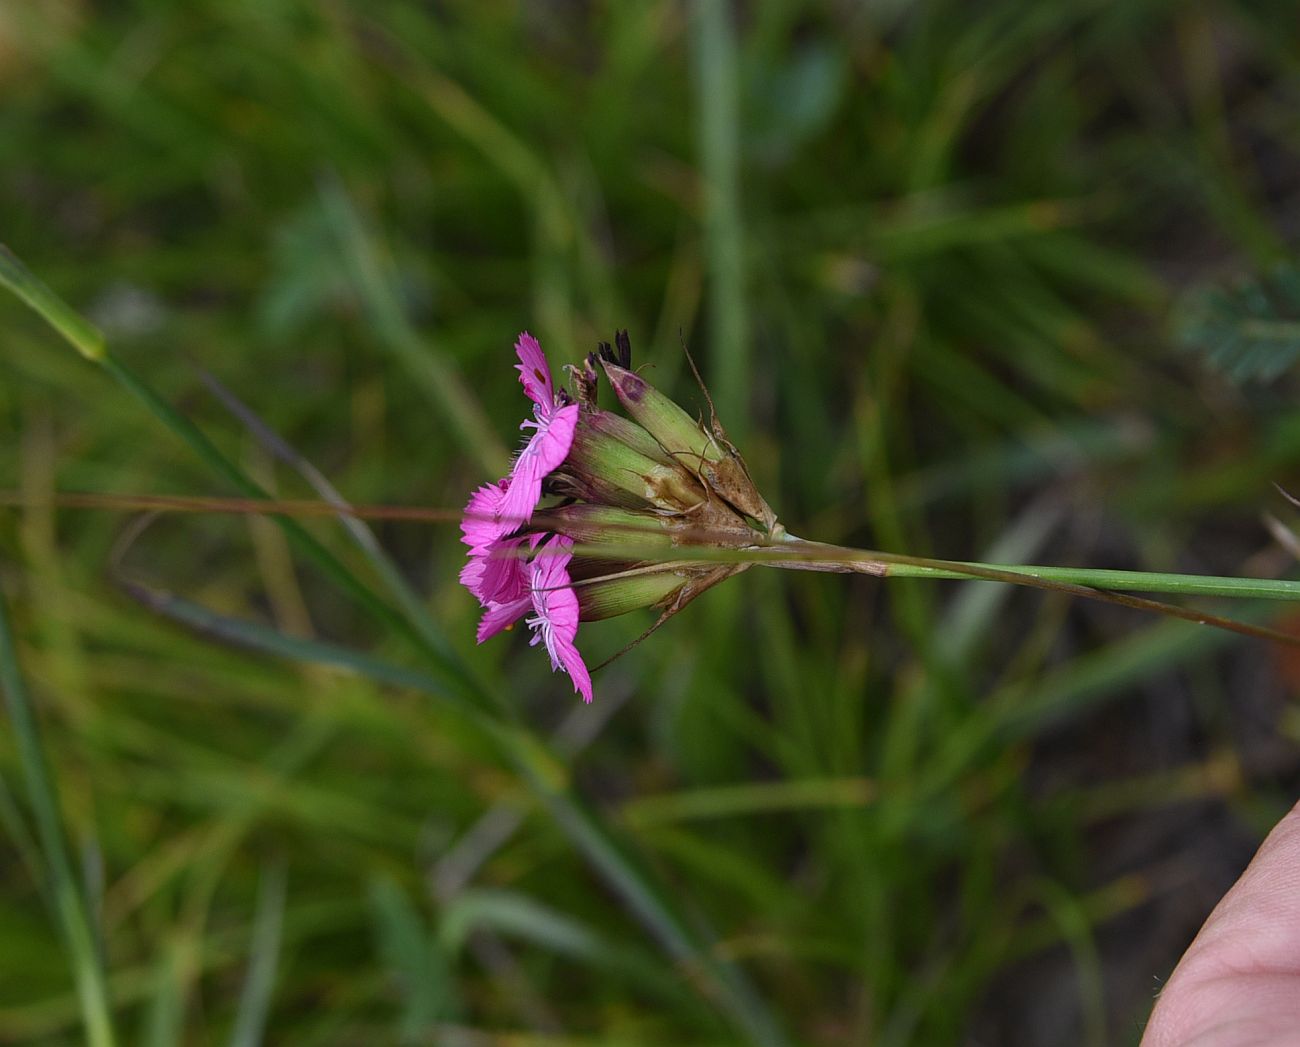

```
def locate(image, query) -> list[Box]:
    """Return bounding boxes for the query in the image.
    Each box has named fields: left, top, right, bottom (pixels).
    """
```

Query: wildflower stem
left=768, top=538, right=1300, bottom=647
left=772, top=537, right=1300, bottom=600
left=881, top=560, right=1300, bottom=600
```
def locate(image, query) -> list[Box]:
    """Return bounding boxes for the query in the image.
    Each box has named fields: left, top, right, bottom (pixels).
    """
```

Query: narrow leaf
left=0, top=244, right=105, bottom=361
left=0, top=590, right=117, bottom=1047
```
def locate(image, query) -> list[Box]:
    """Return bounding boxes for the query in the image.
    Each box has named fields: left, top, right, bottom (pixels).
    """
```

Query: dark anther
left=614, top=329, right=632, bottom=368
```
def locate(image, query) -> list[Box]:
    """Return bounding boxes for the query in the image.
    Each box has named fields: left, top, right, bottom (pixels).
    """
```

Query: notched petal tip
left=514, top=331, right=554, bottom=410
left=477, top=595, right=530, bottom=643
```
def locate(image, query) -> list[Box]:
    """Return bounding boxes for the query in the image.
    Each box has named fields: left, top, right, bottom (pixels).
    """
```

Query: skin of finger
left=1142, top=799, right=1300, bottom=1047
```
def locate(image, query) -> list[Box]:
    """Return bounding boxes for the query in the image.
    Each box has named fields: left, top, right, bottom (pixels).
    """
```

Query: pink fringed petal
left=460, top=480, right=530, bottom=606
left=460, top=534, right=528, bottom=606
left=556, top=641, right=593, bottom=704
left=525, top=402, right=579, bottom=476
left=476, top=595, right=531, bottom=643
left=526, top=537, right=593, bottom=703
left=497, top=403, right=579, bottom=530
left=460, top=480, right=508, bottom=549
left=514, top=332, right=554, bottom=416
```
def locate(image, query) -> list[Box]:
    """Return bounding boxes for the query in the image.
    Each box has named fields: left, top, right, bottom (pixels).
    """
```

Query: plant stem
left=883, top=560, right=1300, bottom=600
left=771, top=536, right=1300, bottom=600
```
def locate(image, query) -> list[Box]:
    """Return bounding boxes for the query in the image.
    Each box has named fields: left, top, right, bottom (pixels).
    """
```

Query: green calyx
left=529, top=505, right=675, bottom=553
left=599, top=358, right=722, bottom=465
left=561, top=418, right=705, bottom=512
left=598, top=356, right=779, bottom=533
left=572, top=565, right=689, bottom=621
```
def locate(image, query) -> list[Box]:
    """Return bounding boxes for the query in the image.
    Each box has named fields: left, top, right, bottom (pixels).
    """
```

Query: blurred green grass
left=2, top=2, right=1300, bottom=1044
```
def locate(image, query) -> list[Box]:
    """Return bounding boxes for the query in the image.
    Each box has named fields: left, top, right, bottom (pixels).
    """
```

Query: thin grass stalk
left=0, top=591, right=117, bottom=1047
left=690, top=0, right=748, bottom=430
left=227, top=859, right=287, bottom=1047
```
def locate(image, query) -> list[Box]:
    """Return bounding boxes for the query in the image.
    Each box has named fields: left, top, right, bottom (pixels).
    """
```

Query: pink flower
left=497, top=333, right=578, bottom=532
left=457, top=333, right=593, bottom=702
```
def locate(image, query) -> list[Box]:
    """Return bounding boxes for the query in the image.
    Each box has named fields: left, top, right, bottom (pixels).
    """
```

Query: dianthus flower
left=461, top=329, right=783, bottom=702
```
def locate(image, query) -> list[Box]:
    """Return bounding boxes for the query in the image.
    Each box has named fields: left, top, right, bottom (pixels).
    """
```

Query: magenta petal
left=478, top=537, right=528, bottom=604
left=514, top=332, right=554, bottom=414
left=528, top=402, right=579, bottom=476
left=459, top=555, right=486, bottom=595
left=526, top=537, right=593, bottom=702
left=557, top=641, right=593, bottom=704
left=461, top=535, right=528, bottom=606
left=476, top=596, right=530, bottom=643
left=496, top=469, right=543, bottom=536
left=461, top=481, right=508, bottom=549
left=498, top=403, right=579, bottom=530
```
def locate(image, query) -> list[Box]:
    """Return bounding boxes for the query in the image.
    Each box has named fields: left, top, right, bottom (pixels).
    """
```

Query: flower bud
left=582, top=407, right=677, bottom=468
left=573, top=566, right=692, bottom=621
left=599, top=356, right=778, bottom=532
left=599, top=357, right=717, bottom=464
left=557, top=416, right=706, bottom=513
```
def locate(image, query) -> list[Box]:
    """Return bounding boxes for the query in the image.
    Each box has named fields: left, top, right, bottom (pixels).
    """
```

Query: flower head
left=461, top=329, right=781, bottom=702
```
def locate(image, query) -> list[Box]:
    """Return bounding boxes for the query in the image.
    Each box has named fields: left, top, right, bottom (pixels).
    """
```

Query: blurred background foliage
left=2, top=1, right=1300, bottom=1044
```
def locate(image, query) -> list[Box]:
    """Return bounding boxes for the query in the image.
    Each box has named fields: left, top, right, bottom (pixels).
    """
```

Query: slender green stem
left=881, top=559, right=1300, bottom=600
left=0, top=593, right=117, bottom=1047
left=765, top=538, right=1300, bottom=648
left=769, top=537, right=1300, bottom=600
left=552, top=532, right=1300, bottom=602
left=0, top=245, right=104, bottom=361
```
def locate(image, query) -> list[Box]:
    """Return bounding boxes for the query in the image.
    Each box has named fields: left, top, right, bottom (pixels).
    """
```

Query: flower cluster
left=461, top=331, right=782, bottom=702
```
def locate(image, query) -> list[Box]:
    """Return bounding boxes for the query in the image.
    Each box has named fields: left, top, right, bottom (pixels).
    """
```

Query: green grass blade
left=0, top=244, right=474, bottom=692
left=142, top=939, right=188, bottom=1047
left=0, top=589, right=117, bottom=1047
left=0, top=244, right=104, bottom=361
left=690, top=0, right=748, bottom=431
left=95, top=352, right=455, bottom=669
left=438, top=888, right=695, bottom=1009
left=369, top=876, right=460, bottom=1037
left=512, top=769, right=789, bottom=1047
left=116, top=578, right=467, bottom=710
left=0, top=770, right=48, bottom=900
left=193, top=367, right=466, bottom=686
left=228, top=859, right=287, bottom=1047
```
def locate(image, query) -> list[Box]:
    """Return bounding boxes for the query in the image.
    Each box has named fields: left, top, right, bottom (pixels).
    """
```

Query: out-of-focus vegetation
left=2, top=2, right=1299, bottom=1044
